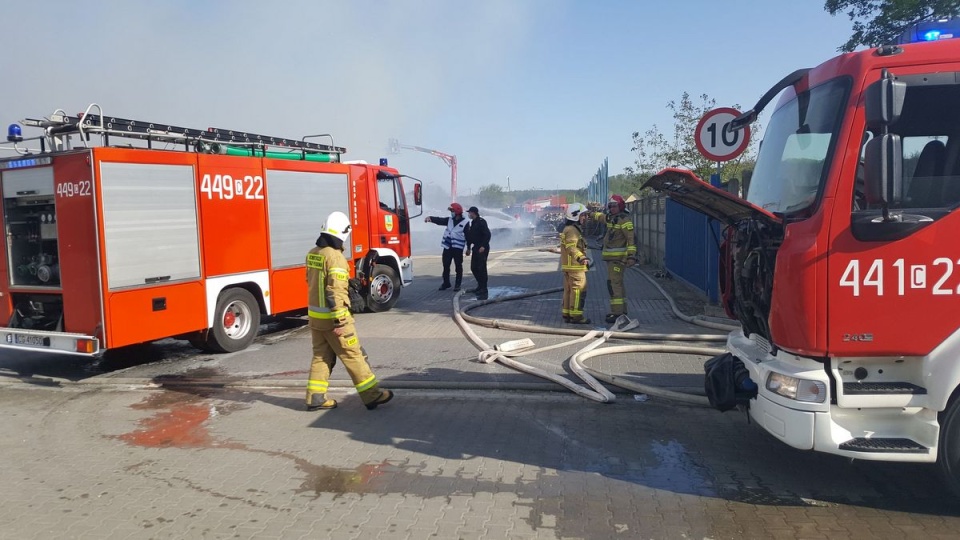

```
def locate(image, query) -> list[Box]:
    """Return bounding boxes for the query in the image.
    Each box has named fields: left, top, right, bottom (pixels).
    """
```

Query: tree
left=826, top=0, right=960, bottom=51
left=475, top=183, right=507, bottom=208
left=626, top=92, right=757, bottom=187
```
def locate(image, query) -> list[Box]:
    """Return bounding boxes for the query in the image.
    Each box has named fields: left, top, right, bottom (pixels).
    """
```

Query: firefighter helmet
left=565, top=203, right=587, bottom=221
left=607, top=194, right=626, bottom=213
left=322, top=211, right=352, bottom=242
left=448, top=202, right=463, bottom=214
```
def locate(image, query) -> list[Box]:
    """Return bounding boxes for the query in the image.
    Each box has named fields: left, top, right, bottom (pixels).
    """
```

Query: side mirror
left=863, top=134, right=902, bottom=206
left=865, top=75, right=906, bottom=129
left=413, top=183, right=422, bottom=206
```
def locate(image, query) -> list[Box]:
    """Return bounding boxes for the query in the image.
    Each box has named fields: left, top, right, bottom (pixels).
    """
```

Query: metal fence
left=628, top=193, right=666, bottom=267
left=628, top=192, right=720, bottom=303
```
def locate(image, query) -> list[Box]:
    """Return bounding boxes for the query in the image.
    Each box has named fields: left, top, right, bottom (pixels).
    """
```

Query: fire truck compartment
left=2, top=167, right=60, bottom=287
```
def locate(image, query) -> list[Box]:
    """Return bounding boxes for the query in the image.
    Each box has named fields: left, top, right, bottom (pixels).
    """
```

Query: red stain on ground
left=118, top=402, right=213, bottom=448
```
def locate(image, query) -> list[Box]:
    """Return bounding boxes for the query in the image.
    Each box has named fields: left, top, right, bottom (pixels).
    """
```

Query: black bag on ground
left=704, top=353, right=758, bottom=412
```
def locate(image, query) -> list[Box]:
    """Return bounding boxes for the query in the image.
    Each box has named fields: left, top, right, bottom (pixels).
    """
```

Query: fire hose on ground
left=452, top=267, right=736, bottom=407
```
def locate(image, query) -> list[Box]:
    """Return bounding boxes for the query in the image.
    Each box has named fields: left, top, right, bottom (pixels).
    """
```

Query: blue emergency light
left=7, top=123, right=22, bottom=143
left=379, top=158, right=388, bottom=166
left=896, top=18, right=960, bottom=44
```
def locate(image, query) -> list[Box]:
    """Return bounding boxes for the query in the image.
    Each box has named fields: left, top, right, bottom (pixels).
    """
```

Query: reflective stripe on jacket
left=443, top=217, right=468, bottom=250
left=600, top=213, right=636, bottom=261
left=560, top=223, right=587, bottom=272
left=306, top=246, right=353, bottom=327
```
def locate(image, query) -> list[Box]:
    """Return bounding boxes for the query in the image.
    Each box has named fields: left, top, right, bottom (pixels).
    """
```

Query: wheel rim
left=369, top=275, right=394, bottom=304
left=221, top=300, right=252, bottom=340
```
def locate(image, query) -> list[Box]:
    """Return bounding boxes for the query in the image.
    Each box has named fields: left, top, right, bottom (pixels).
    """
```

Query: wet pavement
left=2, top=246, right=960, bottom=538
left=2, top=385, right=959, bottom=540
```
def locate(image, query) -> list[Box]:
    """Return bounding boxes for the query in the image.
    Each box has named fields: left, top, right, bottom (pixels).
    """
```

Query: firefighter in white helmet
left=304, top=211, right=394, bottom=411
left=560, top=203, right=592, bottom=324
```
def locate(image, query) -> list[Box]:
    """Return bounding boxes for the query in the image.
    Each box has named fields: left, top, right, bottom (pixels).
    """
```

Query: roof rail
left=17, top=105, right=347, bottom=155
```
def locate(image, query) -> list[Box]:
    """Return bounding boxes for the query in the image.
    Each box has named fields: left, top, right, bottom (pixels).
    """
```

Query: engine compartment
left=724, top=218, right=783, bottom=342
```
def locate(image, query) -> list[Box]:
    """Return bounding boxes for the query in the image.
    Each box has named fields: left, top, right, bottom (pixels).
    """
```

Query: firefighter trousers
left=562, top=271, right=587, bottom=320
left=606, top=261, right=626, bottom=315
left=307, top=321, right=382, bottom=406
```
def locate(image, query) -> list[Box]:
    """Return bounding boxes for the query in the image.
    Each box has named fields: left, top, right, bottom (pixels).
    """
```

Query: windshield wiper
left=731, top=68, right=811, bottom=131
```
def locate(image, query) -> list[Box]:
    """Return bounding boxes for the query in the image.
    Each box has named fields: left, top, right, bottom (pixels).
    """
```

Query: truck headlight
left=766, top=372, right=826, bottom=403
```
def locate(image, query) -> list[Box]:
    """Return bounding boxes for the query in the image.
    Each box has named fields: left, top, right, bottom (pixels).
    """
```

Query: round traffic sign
left=694, top=107, right=751, bottom=162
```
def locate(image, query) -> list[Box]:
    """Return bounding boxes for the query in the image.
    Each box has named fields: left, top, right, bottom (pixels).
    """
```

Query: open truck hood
left=642, top=168, right=781, bottom=227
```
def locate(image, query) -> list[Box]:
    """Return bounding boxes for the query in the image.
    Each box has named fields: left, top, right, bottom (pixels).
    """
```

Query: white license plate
left=10, top=334, right=46, bottom=346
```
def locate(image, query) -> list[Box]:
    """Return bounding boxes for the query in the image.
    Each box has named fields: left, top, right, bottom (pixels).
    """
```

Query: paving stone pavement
left=3, top=384, right=960, bottom=540
left=87, top=247, right=723, bottom=392
left=4, top=246, right=960, bottom=539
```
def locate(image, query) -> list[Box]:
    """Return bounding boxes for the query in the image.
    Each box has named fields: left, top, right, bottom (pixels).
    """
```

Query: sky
left=1, top=0, right=855, bottom=198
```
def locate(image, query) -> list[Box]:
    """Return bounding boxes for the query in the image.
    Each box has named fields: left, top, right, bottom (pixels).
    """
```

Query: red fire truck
left=0, top=106, right=422, bottom=356
left=647, top=26, right=960, bottom=491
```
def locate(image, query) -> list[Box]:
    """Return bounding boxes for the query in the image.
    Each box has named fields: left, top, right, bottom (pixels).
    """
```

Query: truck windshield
left=747, top=78, right=850, bottom=214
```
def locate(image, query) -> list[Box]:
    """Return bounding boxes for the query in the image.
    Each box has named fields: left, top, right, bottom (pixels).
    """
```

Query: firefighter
left=305, top=211, right=394, bottom=411
left=593, top=194, right=637, bottom=323
left=560, top=203, right=592, bottom=324
left=425, top=202, right=468, bottom=291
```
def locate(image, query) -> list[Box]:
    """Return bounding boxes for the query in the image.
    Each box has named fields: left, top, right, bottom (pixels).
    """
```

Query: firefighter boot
left=365, top=389, right=395, bottom=410
left=306, top=394, right=338, bottom=411
left=453, top=276, right=462, bottom=292
left=605, top=313, right=619, bottom=324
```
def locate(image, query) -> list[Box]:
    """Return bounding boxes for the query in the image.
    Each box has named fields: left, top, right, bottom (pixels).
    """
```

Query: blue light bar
left=0, top=156, right=52, bottom=170
left=896, top=18, right=960, bottom=44
left=379, top=158, right=388, bottom=166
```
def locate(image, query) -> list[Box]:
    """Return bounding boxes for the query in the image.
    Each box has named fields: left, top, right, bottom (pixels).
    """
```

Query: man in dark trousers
left=425, top=202, right=468, bottom=291
left=464, top=206, right=491, bottom=300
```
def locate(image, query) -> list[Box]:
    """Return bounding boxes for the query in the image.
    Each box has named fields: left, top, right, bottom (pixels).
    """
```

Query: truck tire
left=940, top=396, right=960, bottom=496
left=206, top=288, right=261, bottom=353
left=366, top=265, right=400, bottom=312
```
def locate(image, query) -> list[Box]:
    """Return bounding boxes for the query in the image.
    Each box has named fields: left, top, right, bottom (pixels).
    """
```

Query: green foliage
left=608, top=172, right=648, bottom=199
left=825, top=0, right=960, bottom=51
left=626, top=92, right=758, bottom=188
left=475, top=183, right=507, bottom=208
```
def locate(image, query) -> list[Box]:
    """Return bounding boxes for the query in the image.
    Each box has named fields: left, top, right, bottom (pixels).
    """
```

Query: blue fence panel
left=664, top=199, right=721, bottom=303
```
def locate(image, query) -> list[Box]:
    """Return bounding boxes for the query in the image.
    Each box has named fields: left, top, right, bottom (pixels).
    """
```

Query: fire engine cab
left=647, top=23, right=960, bottom=492
left=0, top=105, right=422, bottom=357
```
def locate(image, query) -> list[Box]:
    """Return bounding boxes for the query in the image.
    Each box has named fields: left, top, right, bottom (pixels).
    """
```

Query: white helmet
left=565, top=203, right=587, bottom=221
left=322, top=211, right=352, bottom=242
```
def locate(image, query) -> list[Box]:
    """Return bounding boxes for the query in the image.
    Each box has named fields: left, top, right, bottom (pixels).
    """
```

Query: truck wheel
left=939, top=396, right=960, bottom=496
left=366, top=265, right=400, bottom=312
left=207, top=288, right=261, bottom=353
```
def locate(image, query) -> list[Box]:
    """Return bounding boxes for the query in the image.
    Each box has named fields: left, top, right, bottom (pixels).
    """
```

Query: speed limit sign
left=695, top=107, right=751, bottom=162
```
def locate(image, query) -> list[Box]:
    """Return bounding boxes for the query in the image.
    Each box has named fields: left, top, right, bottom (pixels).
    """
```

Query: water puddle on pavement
left=112, top=375, right=420, bottom=499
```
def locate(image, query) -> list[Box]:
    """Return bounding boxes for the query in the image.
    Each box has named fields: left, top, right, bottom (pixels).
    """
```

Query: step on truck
left=0, top=105, right=422, bottom=356
left=645, top=22, right=960, bottom=493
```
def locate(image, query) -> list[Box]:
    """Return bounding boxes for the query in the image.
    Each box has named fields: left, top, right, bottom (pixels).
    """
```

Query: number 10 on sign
left=695, top=107, right=751, bottom=162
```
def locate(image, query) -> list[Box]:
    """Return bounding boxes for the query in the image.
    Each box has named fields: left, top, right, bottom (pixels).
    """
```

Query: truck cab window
left=856, top=78, right=960, bottom=214
left=378, top=176, right=398, bottom=214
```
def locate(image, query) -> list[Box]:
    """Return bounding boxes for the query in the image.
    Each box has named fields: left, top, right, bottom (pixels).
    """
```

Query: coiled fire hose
left=452, top=267, right=734, bottom=406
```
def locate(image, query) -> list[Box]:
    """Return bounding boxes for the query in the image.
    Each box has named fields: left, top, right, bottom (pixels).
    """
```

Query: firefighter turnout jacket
left=306, top=245, right=353, bottom=329
left=596, top=212, right=636, bottom=262
left=561, top=222, right=588, bottom=272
